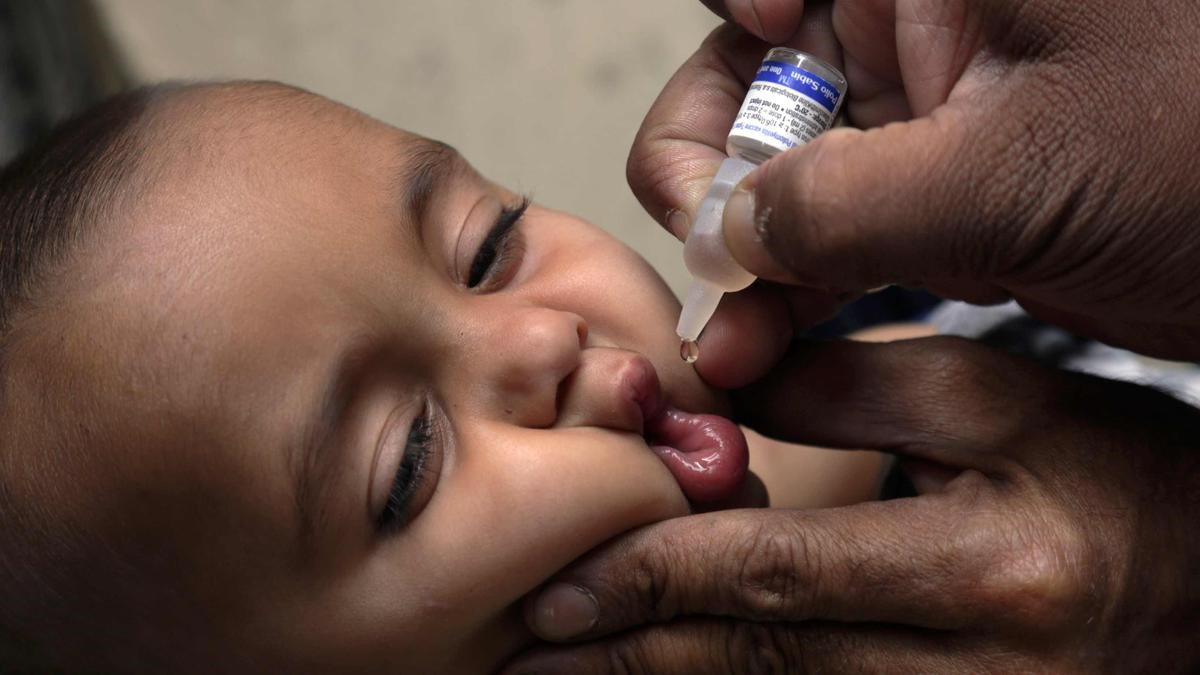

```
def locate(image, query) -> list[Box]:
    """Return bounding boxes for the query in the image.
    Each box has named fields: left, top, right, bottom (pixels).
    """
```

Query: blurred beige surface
left=94, top=0, right=720, bottom=295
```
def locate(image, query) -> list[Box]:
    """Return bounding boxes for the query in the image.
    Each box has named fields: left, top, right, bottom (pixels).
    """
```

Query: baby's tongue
left=646, top=407, right=748, bottom=504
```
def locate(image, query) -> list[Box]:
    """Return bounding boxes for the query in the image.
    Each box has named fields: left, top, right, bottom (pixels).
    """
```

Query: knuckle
left=730, top=520, right=809, bottom=618
left=627, top=543, right=678, bottom=623
left=972, top=511, right=1094, bottom=633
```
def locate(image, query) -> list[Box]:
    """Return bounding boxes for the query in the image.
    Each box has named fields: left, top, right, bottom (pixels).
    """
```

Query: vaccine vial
left=676, top=48, right=846, bottom=349
left=727, top=48, right=847, bottom=162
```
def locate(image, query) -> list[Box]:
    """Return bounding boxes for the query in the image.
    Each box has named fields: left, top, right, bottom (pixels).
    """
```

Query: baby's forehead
left=26, top=82, right=448, bottom=415
left=18, top=83, right=402, bottom=411
left=147, top=83, right=386, bottom=166
left=118, top=84, right=420, bottom=251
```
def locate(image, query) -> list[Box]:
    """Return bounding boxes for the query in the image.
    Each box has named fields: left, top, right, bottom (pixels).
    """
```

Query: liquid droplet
left=680, top=339, right=699, bottom=364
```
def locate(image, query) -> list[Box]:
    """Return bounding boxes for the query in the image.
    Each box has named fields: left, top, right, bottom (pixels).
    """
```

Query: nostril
left=486, top=308, right=588, bottom=428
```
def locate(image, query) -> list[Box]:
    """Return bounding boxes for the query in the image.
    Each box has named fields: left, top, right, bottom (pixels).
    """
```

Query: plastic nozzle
left=674, top=157, right=759, bottom=342
left=677, top=279, right=725, bottom=342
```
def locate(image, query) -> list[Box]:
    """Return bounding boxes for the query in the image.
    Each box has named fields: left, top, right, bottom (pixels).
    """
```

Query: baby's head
left=0, top=82, right=751, bottom=672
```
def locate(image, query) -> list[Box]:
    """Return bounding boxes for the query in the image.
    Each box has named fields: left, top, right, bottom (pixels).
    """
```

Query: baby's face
left=5, top=86, right=751, bottom=671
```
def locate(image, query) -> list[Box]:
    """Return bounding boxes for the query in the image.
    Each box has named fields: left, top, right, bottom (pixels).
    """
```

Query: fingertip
left=527, top=583, right=600, bottom=642
left=723, top=187, right=801, bottom=283
left=666, top=208, right=690, bottom=241
left=694, top=285, right=793, bottom=389
left=722, top=0, right=808, bottom=44
left=723, top=129, right=873, bottom=288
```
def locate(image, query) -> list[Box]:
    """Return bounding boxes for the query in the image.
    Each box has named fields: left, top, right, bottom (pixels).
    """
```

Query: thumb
left=522, top=498, right=999, bottom=643
left=699, top=0, right=807, bottom=43
left=724, top=101, right=1032, bottom=293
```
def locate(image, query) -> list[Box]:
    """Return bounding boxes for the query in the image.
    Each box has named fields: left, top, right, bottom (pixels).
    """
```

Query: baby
left=0, top=82, right=883, bottom=673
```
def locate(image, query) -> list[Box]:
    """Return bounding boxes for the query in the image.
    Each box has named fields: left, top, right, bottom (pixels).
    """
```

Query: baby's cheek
left=444, top=431, right=686, bottom=602
left=385, top=425, right=687, bottom=663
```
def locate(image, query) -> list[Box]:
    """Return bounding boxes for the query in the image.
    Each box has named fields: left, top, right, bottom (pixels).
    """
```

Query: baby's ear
left=691, top=284, right=799, bottom=390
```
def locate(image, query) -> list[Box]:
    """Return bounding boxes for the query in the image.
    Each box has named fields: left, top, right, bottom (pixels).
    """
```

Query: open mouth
left=624, top=354, right=749, bottom=505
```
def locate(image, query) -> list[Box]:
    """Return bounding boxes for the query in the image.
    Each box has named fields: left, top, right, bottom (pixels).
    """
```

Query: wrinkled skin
left=509, top=337, right=1200, bottom=673
left=628, top=0, right=1200, bottom=389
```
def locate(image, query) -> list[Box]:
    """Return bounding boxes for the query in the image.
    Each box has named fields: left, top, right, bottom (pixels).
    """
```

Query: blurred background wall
left=90, top=0, right=721, bottom=295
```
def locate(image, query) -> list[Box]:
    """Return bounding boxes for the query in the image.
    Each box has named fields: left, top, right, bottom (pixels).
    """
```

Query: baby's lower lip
left=616, top=349, right=748, bottom=503
left=645, top=407, right=749, bottom=504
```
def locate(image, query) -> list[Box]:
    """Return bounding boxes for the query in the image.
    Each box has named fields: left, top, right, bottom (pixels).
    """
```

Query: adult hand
left=631, top=1, right=1200, bottom=363
left=507, top=337, right=1200, bottom=673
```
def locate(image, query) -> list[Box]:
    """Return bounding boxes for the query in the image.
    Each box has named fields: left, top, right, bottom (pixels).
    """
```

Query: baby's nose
left=478, top=306, right=586, bottom=427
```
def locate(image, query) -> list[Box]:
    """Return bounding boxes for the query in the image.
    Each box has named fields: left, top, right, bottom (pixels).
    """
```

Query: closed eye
left=467, top=196, right=529, bottom=289
left=377, top=402, right=439, bottom=533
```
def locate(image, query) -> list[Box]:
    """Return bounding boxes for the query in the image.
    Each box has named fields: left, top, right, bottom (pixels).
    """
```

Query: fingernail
left=531, top=583, right=599, bottom=641
left=722, top=189, right=790, bottom=279
left=666, top=208, right=690, bottom=240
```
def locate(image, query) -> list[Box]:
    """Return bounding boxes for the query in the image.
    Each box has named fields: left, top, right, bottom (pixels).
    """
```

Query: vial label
left=730, top=61, right=842, bottom=154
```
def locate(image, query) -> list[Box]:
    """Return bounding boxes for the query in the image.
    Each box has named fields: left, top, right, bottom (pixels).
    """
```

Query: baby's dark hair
left=0, top=85, right=164, bottom=671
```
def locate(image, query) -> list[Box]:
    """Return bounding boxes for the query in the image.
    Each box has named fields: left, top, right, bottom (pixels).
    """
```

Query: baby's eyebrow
left=293, top=350, right=355, bottom=549
left=292, top=339, right=376, bottom=552
left=396, top=138, right=462, bottom=227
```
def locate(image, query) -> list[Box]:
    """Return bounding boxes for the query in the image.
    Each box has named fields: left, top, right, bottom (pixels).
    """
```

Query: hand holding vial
left=675, top=47, right=846, bottom=360
left=630, top=0, right=1200, bottom=369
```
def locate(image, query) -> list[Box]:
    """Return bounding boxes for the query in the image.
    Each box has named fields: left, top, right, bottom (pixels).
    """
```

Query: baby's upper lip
left=622, top=353, right=664, bottom=433
left=553, top=347, right=662, bottom=434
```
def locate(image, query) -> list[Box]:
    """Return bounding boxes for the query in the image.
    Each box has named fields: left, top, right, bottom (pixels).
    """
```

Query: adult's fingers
left=720, top=59, right=1089, bottom=294
left=507, top=619, right=974, bottom=675
left=689, top=283, right=795, bottom=390
left=1014, top=295, right=1200, bottom=363
left=732, top=336, right=1064, bottom=467
left=525, top=492, right=1020, bottom=644
left=628, top=24, right=760, bottom=238
left=690, top=281, right=853, bottom=391
left=698, top=0, right=808, bottom=44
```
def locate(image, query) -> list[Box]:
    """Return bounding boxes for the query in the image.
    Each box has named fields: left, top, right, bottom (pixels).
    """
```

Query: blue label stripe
left=753, top=61, right=841, bottom=113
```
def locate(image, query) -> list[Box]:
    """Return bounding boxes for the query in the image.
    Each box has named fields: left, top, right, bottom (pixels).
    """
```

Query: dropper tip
left=676, top=279, right=726, bottom=345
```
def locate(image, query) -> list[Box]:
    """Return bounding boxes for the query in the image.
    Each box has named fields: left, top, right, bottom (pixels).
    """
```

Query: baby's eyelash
left=377, top=404, right=435, bottom=532
left=467, top=196, right=530, bottom=289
